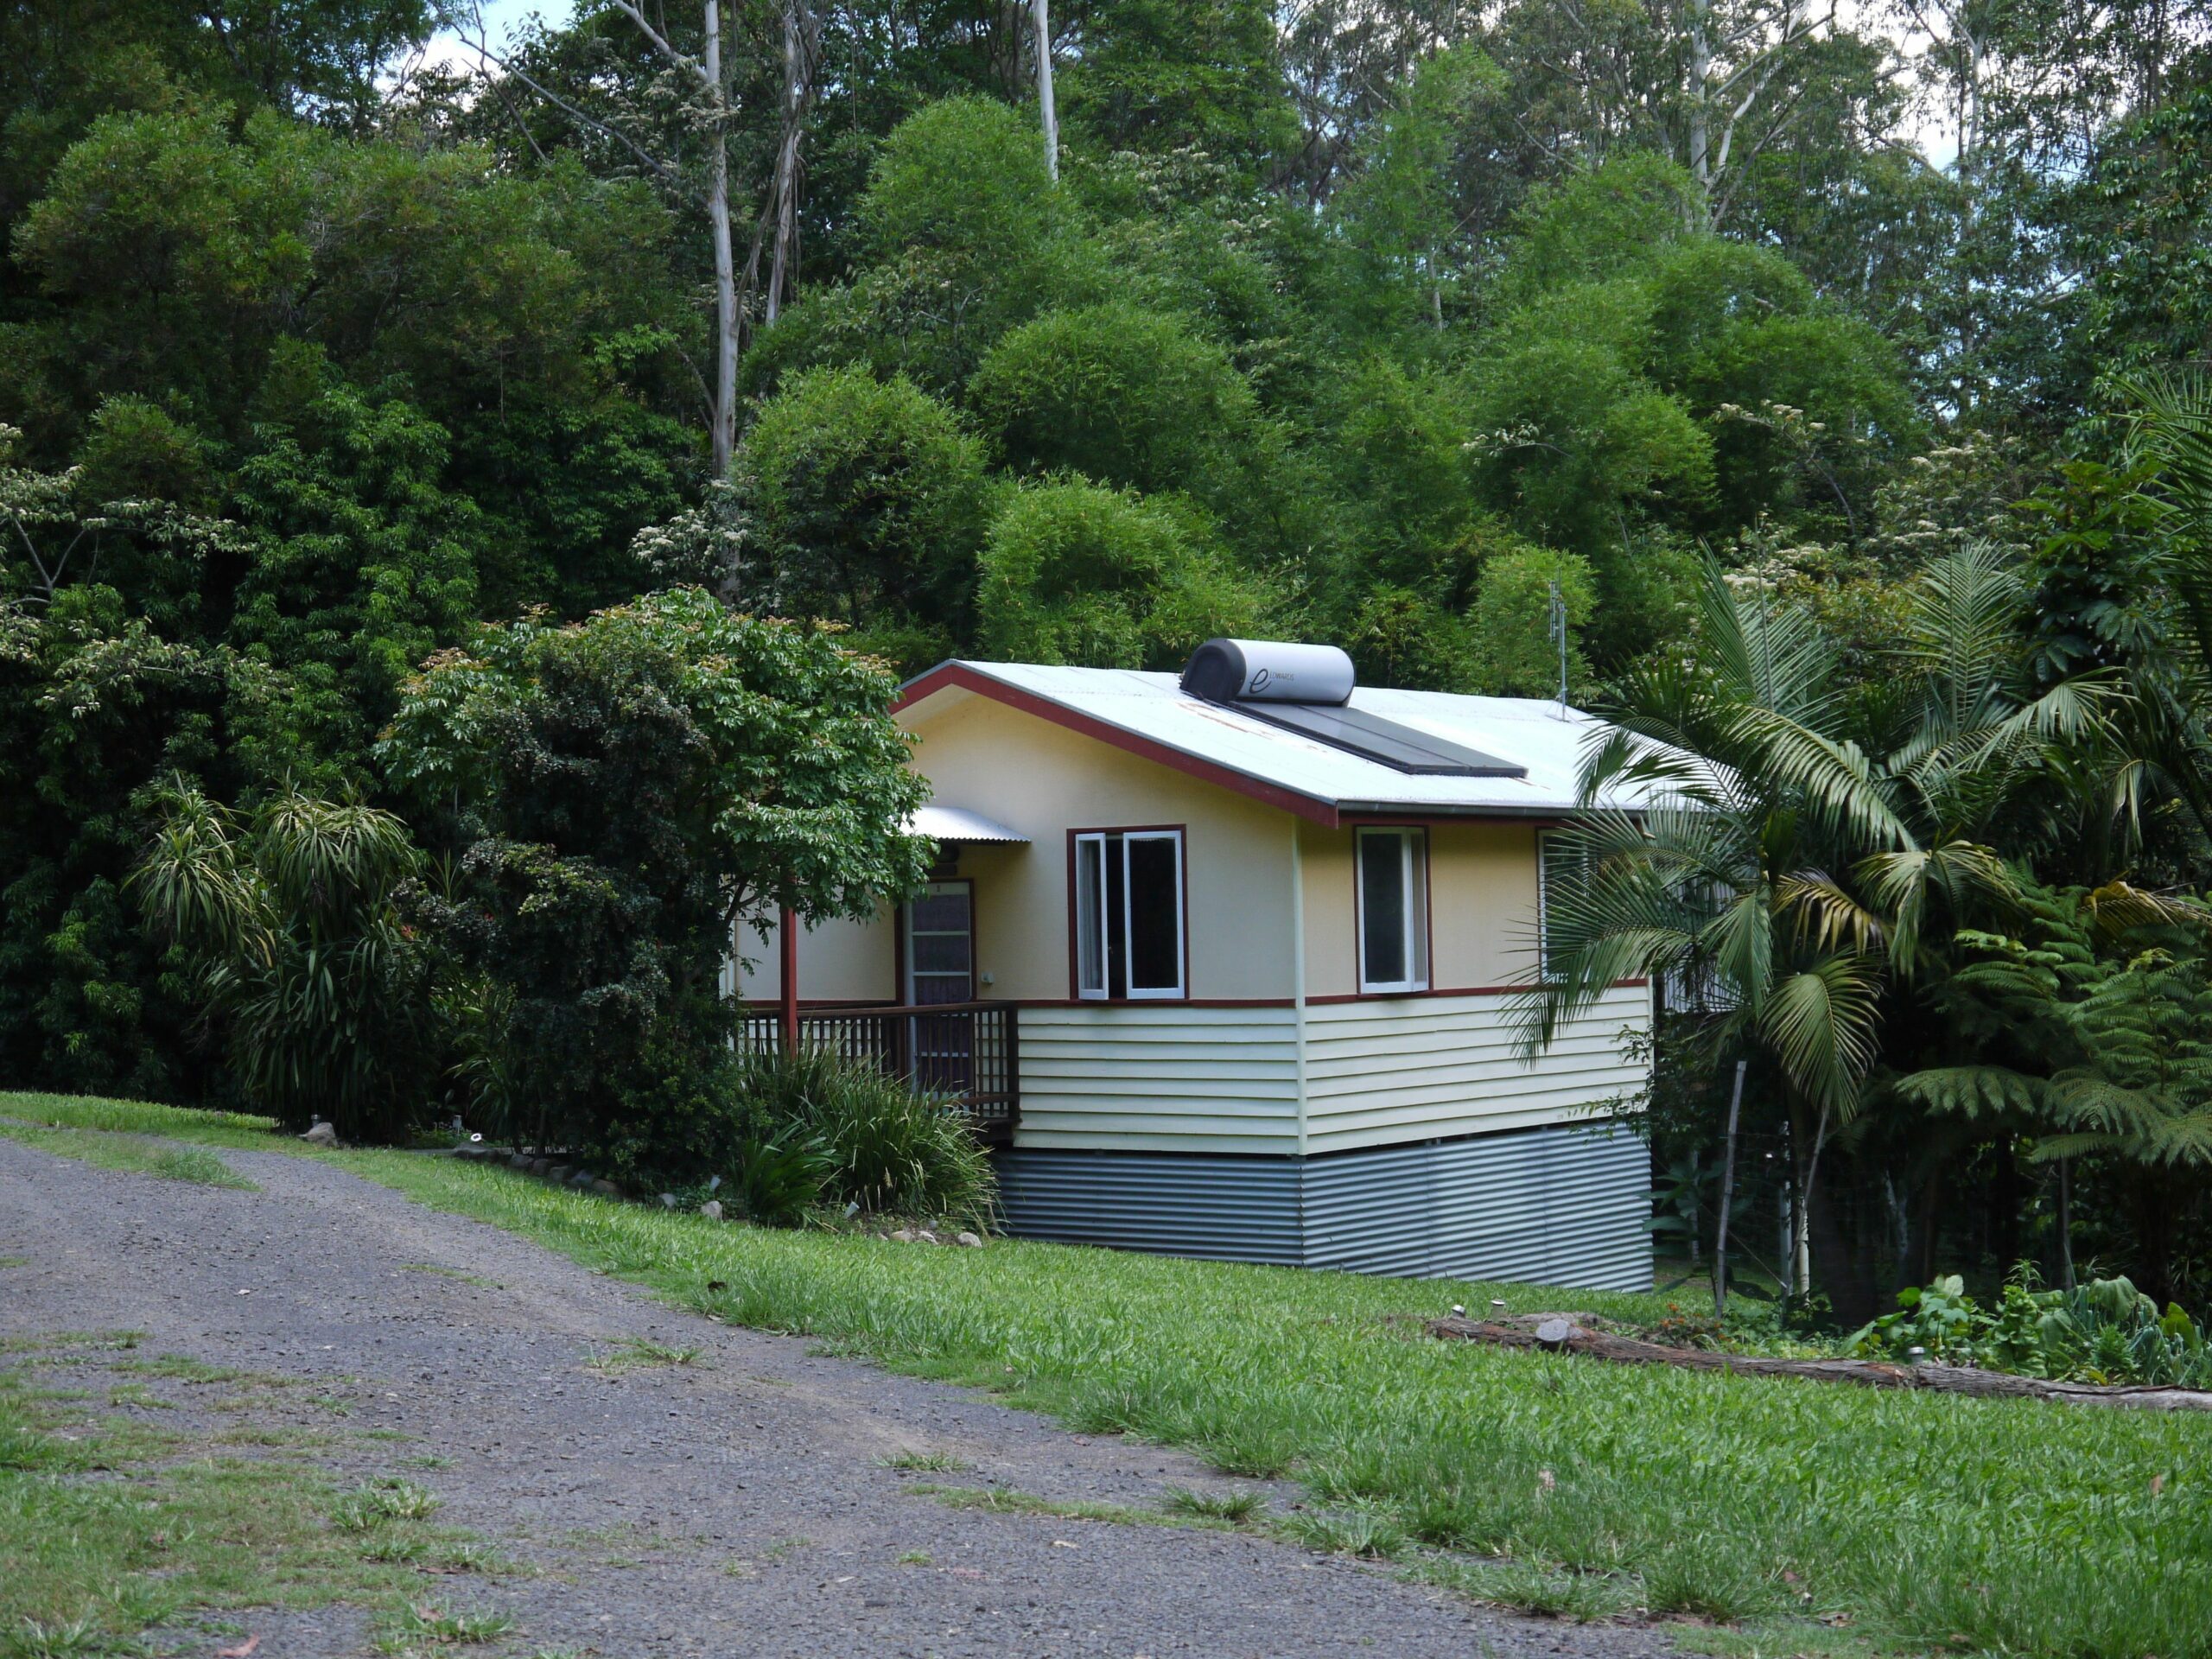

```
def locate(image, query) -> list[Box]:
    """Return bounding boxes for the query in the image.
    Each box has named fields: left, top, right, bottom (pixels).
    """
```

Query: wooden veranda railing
left=738, top=1001, right=1019, bottom=1145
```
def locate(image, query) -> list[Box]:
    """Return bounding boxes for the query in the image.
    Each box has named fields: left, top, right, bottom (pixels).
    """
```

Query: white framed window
left=1357, top=827, right=1429, bottom=994
left=1537, top=830, right=1587, bottom=981
left=1073, top=829, right=1185, bottom=1000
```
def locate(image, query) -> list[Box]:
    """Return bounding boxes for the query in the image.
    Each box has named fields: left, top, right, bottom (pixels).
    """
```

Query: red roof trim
left=894, top=663, right=1342, bottom=828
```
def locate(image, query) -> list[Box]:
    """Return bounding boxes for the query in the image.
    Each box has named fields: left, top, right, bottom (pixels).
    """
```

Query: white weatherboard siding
left=1013, top=1004, right=1300, bottom=1154
left=1302, top=983, right=1648, bottom=1155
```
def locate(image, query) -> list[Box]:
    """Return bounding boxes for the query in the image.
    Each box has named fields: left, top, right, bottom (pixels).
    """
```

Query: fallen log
left=1425, top=1316, right=2212, bottom=1412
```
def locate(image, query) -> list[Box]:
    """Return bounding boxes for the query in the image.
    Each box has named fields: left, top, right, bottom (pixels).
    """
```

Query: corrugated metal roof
left=904, top=662, right=1669, bottom=817
left=906, top=804, right=1030, bottom=842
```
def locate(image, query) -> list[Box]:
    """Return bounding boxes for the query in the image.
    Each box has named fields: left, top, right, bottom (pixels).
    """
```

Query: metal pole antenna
left=1548, top=579, right=1568, bottom=715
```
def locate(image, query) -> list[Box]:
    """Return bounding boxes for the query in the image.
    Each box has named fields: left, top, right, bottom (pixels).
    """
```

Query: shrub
left=379, top=590, right=931, bottom=1172
left=732, top=1049, right=996, bottom=1230
left=130, top=784, right=442, bottom=1141
left=1848, top=1271, right=2212, bottom=1387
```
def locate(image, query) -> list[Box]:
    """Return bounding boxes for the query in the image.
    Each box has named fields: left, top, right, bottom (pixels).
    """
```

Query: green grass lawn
left=6, top=1091, right=2209, bottom=1658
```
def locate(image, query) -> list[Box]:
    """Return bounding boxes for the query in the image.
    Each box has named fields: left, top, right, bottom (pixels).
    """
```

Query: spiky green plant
left=1521, top=550, right=2121, bottom=1285
left=130, top=782, right=438, bottom=1141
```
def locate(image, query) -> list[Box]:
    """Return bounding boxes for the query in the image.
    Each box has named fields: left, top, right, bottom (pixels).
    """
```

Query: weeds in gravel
left=7, top=1616, right=106, bottom=1657
left=375, top=1601, right=514, bottom=1650
left=332, top=1479, right=444, bottom=1529
left=18, top=1091, right=2212, bottom=1659
left=582, top=1337, right=701, bottom=1376
left=1417, top=1558, right=1640, bottom=1623
left=1282, top=1504, right=1408, bottom=1560
left=1, top=1347, right=498, bottom=1656
left=874, top=1447, right=967, bottom=1471
left=913, top=1483, right=1226, bottom=1532
left=896, top=1549, right=931, bottom=1566
left=1161, top=1486, right=1266, bottom=1523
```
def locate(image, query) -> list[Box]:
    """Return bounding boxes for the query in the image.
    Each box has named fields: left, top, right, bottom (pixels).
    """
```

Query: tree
left=377, top=588, right=931, bottom=1175
left=1522, top=545, right=2111, bottom=1295
left=1465, top=545, right=1594, bottom=697
left=0, top=585, right=317, bottom=1103
left=733, top=365, right=989, bottom=656
left=433, top=0, right=819, bottom=473
left=976, top=477, right=1264, bottom=669
left=1900, top=878, right=2212, bottom=1303
left=968, top=302, right=1259, bottom=499
left=131, top=785, right=439, bottom=1140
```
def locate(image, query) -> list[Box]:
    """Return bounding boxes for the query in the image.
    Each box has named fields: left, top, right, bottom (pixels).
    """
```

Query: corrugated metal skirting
left=994, top=1121, right=1651, bottom=1292
left=993, top=1150, right=1306, bottom=1265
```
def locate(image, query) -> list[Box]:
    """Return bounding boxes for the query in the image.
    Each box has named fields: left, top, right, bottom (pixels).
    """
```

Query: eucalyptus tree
left=434, top=0, right=819, bottom=472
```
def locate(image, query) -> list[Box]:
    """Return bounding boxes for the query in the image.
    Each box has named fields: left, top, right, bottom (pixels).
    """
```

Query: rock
left=697, top=1199, right=723, bottom=1222
left=509, top=1154, right=531, bottom=1171
left=569, top=1169, right=594, bottom=1187
left=917, top=1230, right=938, bottom=1244
left=589, top=1179, right=621, bottom=1198
left=956, top=1231, right=983, bottom=1249
left=298, top=1122, right=339, bottom=1146
left=528, top=1158, right=550, bottom=1176
left=658, top=1192, right=680, bottom=1209
left=546, top=1165, right=572, bottom=1185
left=1534, top=1318, right=1577, bottom=1351
left=890, top=1228, right=918, bottom=1243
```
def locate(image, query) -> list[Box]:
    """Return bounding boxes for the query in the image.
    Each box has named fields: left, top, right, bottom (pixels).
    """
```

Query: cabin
left=732, top=639, right=1660, bottom=1291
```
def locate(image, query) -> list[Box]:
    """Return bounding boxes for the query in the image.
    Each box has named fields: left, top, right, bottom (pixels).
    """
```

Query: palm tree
left=1521, top=547, right=2118, bottom=1294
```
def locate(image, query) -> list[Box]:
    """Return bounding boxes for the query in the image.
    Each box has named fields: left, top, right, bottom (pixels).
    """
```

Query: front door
left=903, top=882, right=973, bottom=1091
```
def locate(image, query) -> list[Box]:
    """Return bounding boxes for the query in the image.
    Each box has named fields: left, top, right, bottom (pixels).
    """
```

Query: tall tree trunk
left=765, top=1, right=818, bottom=326
left=1685, top=0, right=1713, bottom=216
left=1033, top=0, right=1058, bottom=181
left=704, top=0, right=738, bottom=476
left=1916, top=1165, right=1943, bottom=1284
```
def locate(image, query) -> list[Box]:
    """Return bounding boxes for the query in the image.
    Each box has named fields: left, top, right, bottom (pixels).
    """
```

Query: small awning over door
left=907, top=804, right=1029, bottom=843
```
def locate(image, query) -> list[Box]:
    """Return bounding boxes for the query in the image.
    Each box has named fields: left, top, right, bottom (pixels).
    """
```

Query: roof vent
left=1180, top=639, right=1355, bottom=706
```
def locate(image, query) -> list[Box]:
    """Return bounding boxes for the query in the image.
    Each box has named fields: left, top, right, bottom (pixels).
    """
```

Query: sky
left=419, top=0, right=578, bottom=76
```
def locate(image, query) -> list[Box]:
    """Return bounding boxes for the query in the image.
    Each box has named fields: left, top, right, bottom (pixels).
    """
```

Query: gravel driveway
left=0, top=1134, right=1675, bottom=1658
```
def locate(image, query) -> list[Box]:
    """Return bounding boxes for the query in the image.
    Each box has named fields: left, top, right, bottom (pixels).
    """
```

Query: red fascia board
left=894, top=664, right=1343, bottom=828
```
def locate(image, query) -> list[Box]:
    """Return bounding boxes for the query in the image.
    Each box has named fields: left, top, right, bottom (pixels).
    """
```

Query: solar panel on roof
left=1232, top=702, right=1529, bottom=778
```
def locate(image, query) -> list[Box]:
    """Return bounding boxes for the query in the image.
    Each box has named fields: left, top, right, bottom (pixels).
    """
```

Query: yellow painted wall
left=738, top=687, right=1300, bottom=1004
left=735, top=903, right=896, bottom=1003
left=910, top=690, right=1299, bottom=1001
left=1298, top=819, right=1541, bottom=998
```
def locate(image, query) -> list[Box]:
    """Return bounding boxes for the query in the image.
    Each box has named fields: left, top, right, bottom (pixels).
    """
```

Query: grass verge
left=0, top=1335, right=505, bottom=1656
left=0, top=1117, right=256, bottom=1189
left=9, top=1091, right=2211, bottom=1657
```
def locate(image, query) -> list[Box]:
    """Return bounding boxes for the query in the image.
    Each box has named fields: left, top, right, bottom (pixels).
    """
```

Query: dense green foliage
left=131, top=785, right=438, bottom=1140
left=720, top=1049, right=998, bottom=1230
left=377, top=590, right=929, bottom=1169
left=3, top=1, right=2212, bottom=1319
